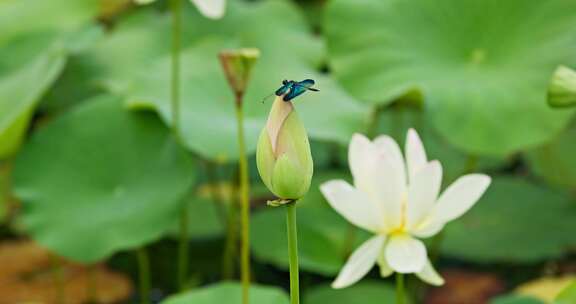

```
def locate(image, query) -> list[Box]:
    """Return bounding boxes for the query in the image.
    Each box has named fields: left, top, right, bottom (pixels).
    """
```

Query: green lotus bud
left=219, top=48, right=260, bottom=104
left=257, top=96, right=313, bottom=200
left=548, top=65, right=576, bottom=108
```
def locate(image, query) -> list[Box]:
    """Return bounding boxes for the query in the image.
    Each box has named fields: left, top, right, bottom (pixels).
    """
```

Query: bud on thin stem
left=219, top=48, right=261, bottom=106
left=257, top=96, right=313, bottom=200
left=219, top=48, right=260, bottom=304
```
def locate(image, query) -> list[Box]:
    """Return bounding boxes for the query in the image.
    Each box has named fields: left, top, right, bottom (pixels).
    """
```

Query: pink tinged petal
left=433, top=174, right=491, bottom=223
left=348, top=134, right=388, bottom=218
left=348, top=133, right=374, bottom=188
left=385, top=234, right=427, bottom=273
left=373, top=135, right=407, bottom=188
left=367, top=156, right=404, bottom=230
left=332, top=235, right=385, bottom=289
left=406, top=161, right=443, bottom=229
left=415, top=259, right=444, bottom=286
left=320, top=180, right=384, bottom=233
left=266, top=97, right=293, bottom=156
left=405, top=128, right=428, bottom=183
left=371, top=136, right=406, bottom=229
left=191, top=0, right=226, bottom=19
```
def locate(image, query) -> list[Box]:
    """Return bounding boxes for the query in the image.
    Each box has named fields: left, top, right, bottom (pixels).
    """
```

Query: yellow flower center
left=388, top=226, right=406, bottom=236
left=384, top=195, right=408, bottom=236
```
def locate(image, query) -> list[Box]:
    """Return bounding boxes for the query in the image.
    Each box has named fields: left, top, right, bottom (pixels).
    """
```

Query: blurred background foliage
left=0, top=0, right=575, bottom=303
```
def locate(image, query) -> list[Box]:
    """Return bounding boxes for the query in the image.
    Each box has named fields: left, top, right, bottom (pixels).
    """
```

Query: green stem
left=204, top=161, right=227, bottom=226
left=235, top=103, right=251, bottom=304
left=0, top=161, right=10, bottom=222
left=286, top=202, right=300, bottom=304
left=169, top=0, right=190, bottom=291
left=396, top=273, right=406, bottom=304
left=178, top=202, right=190, bottom=290
left=137, top=248, right=151, bottom=304
left=222, top=164, right=240, bottom=280
left=204, top=162, right=233, bottom=283
left=222, top=193, right=238, bottom=280
left=170, top=0, right=182, bottom=142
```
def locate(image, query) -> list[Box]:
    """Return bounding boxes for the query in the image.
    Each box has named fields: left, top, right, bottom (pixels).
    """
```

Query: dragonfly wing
left=284, top=84, right=308, bottom=101
left=298, top=79, right=315, bottom=89
left=275, top=83, right=291, bottom=96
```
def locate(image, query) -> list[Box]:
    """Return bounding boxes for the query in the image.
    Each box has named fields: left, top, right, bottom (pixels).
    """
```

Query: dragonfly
left=275, top=79, right=320, bottom=101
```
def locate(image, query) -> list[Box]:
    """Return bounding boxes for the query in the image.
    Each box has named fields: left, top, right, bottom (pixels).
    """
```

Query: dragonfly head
left=282, top=79, right=289, bottom=85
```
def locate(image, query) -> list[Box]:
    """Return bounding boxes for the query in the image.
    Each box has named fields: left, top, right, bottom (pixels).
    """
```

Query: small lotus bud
left=548, top=65, right=576, bottom=108
left=257, top=96, right=313, bottom=200
left=219, top=48, right=261, bottom=104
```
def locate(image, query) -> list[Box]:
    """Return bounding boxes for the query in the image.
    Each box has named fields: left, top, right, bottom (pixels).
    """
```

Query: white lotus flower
left=134, top=0, right=226, bottom=19
left=320, top=129, right=491, bottom=289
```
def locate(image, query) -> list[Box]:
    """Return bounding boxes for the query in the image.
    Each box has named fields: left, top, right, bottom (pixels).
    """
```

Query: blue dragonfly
left=274, top=79, right=320, bottom=101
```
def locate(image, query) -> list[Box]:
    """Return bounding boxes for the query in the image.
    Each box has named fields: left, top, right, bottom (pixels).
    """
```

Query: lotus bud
left=257, top=96, right=313, bottom=200
left=548, top=65, right=576, bottom=108
left=219, top=48, right=260, bottom=104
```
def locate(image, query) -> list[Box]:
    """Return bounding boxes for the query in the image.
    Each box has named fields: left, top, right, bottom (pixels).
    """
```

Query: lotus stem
left=286, top=202, right=300, bottom=304
left=235, top=102, right=251, bottom=304
left=136, top=248, right=151, bottom=304
left=396, top=273, right=406, bottom=304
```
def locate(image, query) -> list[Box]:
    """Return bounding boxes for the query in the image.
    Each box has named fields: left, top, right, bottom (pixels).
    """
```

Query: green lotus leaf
left=82, top=9, right=176, bottom=94
left=39, top=55, right=104, bottom=114
left=127, top=37, right=366, bottom=161
left=161, top=282, right=288, bottom=304
left=0, top=35, right=67, bottom=159
left=442, top=177, right=576, bottom=262
left=86, top=1, right=369, bottom=161
left=0, top=21, right=102, bottom=159
left=325, top=0, right=576, bottom=156
left=305, top=282, right=396, bottom=304
left=13, top=95, right=195, bottom=263
left=0, top=0, right=98, bottom=45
